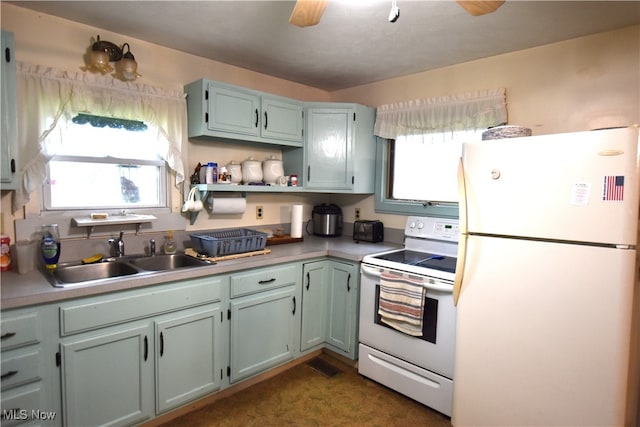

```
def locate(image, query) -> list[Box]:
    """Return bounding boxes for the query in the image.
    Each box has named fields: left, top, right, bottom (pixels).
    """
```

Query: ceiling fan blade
left=456, top=0, right=505, bottom=16
left=289, top=0, right=327, bottom=27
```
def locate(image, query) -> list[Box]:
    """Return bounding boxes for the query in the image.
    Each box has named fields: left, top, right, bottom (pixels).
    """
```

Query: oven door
left=359, top=263, right=456, bottom=379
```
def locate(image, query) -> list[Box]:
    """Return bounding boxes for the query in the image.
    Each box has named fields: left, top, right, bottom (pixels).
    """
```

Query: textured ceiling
left=9, top=1, right=640, bottom=91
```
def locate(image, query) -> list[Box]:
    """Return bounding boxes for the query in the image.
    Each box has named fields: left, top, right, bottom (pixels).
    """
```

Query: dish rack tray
left=190, top=228, right=268, bottom=257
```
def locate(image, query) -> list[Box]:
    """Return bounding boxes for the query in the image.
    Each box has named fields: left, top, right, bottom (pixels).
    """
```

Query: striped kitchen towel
left=378, top=271, right=426, bottom=337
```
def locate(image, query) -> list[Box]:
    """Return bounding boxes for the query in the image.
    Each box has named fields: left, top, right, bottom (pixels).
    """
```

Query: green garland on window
left=72, top=113, right=148, bottom=131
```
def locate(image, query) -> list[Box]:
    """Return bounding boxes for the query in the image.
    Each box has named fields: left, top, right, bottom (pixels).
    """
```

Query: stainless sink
left=53, top=261, right=140, bottom=284
left=129, top=254, right=211, bottom=271
left=49, top=253, right=213, bottom=288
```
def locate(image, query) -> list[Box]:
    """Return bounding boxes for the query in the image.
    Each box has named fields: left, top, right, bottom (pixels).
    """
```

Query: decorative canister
left=1, top=234, right=11, bottom=271
left=226, top=161, right=243, bottom=184
left=262, top=155, right=284, bottom=185
left=241, top=157, right=263, bottom=184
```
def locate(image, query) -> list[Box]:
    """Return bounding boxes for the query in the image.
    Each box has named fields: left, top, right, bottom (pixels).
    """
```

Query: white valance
left=12, top=62, right=186, bottom=213
left=373, top=88, right=508, bottom=139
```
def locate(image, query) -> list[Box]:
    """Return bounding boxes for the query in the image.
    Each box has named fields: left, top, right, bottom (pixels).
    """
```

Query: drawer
left=0, top=382, right=47, bottom=426
left=1, top=350, right=42, bottom=390
left=230, top=264, right=297, bottom=298
left=0, top=313, right=40, bottom=351
left=60, top=276, right=226, bottom=336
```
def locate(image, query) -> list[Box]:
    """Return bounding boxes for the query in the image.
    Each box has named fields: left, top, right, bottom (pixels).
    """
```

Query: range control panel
left=404, top=216, right=460, bottom=241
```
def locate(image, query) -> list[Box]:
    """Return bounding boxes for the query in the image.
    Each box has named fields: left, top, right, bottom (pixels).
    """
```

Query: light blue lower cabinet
left=155, top=306, right=224, bottom=413
left=300, top=261, right=328, bottom=351
left=1, top=305, right=61, bottom=427
left=325, top=260, right=359, bottom=358
left=300, top=259, right=360, bottom=360
left=229, top=286, right=297, bottom=383
left=58, top=275, right=228, bottom=426
left=61, top=323, right=154, bottom=426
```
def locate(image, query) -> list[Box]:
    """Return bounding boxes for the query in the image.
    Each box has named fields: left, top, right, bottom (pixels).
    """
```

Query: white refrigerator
left=453, top=126, right=640, bottom=426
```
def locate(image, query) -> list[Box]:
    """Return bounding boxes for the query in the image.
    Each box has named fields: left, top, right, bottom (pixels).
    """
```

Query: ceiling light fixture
left=82, top=35, right=141, bottom=81
left=388, top=0, right=400, bottom=23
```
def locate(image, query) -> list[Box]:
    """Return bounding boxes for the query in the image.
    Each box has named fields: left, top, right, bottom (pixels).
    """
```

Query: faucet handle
left=150, top=239, right=156, bottom=256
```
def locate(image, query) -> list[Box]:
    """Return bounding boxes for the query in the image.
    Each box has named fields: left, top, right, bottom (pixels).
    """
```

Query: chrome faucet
left=150, top=239, right=156, bottom=256
left=108, top=231, right=125, bottom=257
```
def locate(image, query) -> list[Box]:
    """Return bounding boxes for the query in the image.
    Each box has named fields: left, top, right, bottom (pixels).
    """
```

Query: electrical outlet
left=355, top=208, right=361, bottom=220
left=256, top=206, right=264, bottom=220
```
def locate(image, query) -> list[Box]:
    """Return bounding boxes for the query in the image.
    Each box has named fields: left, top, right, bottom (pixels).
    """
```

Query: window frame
left=42, top=155, right=168, bottom=212
left=374, top=137, right=459, bottom=219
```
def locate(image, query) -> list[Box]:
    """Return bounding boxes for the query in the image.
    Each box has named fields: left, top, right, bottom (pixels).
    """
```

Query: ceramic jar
left=241, top=157, right=263, bottom=184
left=262, top=155, right=284, bottom=185
left=226, top=161, right=243, bottom=184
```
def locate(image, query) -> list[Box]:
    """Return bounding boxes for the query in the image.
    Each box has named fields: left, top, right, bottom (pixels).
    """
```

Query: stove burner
left=371, top=250, right=456, bottom=274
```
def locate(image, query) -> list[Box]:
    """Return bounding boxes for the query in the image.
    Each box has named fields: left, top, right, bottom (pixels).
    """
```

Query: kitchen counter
left=0, top=236, right=399, bottom=310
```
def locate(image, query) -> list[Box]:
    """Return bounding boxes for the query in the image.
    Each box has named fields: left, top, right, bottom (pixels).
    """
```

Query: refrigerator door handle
left=457, top=157, right=468, bottom=234
left=453, top=232, right=467, bottom=306
left=454, top=157, right=469, bottom=306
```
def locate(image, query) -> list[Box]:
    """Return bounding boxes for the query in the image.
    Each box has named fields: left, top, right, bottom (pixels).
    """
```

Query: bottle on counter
left=1, top=234, right=11, bottom=272
left=41, top=224, right=61, bottom=271
left=163, top=230, right=177, bottom=255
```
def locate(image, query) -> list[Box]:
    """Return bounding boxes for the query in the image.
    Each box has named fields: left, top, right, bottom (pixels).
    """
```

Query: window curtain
left=373, top=88, right=507, bottom=139
left=12, top=62, right=186, bottom=213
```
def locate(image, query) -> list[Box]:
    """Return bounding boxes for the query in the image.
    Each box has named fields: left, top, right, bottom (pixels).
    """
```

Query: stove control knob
left=409, top=221, right=416, bottom=229
left=417, top=222, right=424, bottom=229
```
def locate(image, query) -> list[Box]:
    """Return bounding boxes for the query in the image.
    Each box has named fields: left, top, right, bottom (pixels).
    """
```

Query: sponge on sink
left=82, top=254, right=103, bottom=264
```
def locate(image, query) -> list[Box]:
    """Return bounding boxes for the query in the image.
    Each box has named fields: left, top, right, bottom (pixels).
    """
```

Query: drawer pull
left=0, top=332, right=16, bottom=340
left=1, top=370, right=18, bottom=380
left=258, top=278, right=276, bottom=285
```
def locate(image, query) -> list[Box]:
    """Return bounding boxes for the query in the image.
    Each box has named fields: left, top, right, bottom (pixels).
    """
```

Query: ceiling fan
left=289, top=0, right=505, bottom=27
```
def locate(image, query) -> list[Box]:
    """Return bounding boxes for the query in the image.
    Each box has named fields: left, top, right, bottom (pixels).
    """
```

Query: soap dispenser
left=163, top=230, right=177, bottom=255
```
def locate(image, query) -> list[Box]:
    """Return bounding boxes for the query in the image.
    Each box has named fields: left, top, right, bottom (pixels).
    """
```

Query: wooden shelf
left=72, top=214, right=156, bottom=238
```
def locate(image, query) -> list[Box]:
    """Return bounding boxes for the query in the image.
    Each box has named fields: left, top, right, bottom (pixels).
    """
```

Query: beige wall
left=1, top=3, right=638, bottom=240
left=331, top=25, right=640, bottom=230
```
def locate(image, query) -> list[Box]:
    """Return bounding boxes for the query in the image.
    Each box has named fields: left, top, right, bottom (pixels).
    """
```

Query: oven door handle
left=361, top=264, right=453, bottom=294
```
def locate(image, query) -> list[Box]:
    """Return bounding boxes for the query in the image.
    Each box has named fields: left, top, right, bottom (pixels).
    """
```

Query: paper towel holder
left=188, top=188, right=247, bottom=225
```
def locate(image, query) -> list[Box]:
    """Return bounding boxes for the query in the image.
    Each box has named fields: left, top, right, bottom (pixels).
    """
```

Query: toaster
left=353, top=220, right=384, bottom=243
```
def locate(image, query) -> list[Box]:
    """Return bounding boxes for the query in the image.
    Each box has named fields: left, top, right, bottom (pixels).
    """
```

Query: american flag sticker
left=602, top=176, right=624, bottom=201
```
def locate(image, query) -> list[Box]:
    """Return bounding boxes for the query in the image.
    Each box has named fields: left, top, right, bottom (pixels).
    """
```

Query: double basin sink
left=48, top=253, right=213, bottom=288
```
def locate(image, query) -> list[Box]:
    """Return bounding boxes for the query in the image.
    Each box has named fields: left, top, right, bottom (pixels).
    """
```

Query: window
left=373, top=89, right=507, bottom=218
left=43, top=116, right=167, bottom=211
left=389, top=130, right=481, bottom=203
left=12, top=62, right=186, bottom=216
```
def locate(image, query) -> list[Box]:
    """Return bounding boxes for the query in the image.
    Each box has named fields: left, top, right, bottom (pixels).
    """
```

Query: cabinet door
left=155, top=306, right=223, bottom=413
left=261, top=96, right=303, bottom=143
left=300, top=261, right=328, bottom=351
left=325, top=261, right=359, bottom=355
left=230, top=286, right=296, bottom=383
left=207, top=83, right=260, bottom=137
left=1, top=31, right=18, bottom=189
left=305, top=107, right=353, bottom=190
left=61, top=324, right=154, bottom=427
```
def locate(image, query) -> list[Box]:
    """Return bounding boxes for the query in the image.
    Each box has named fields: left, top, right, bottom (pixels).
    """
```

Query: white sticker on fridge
left=570, top=182, right=591, bottom=206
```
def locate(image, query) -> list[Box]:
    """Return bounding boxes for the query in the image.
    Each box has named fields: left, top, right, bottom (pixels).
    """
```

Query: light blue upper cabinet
left=207, top=84, right=261, bottom=137
left=1, top=31, right=18, bottom=190
left=185, top=79, right=303, bottom=147
left=261, top=95, right=304, bottom=142
left=302, top=103, right=376, bottom=193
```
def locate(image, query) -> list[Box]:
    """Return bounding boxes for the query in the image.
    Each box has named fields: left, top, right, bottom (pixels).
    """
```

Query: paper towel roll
left=291, top=204, right=303, bottom=238
left=208, top=197, right=246, bottom=214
